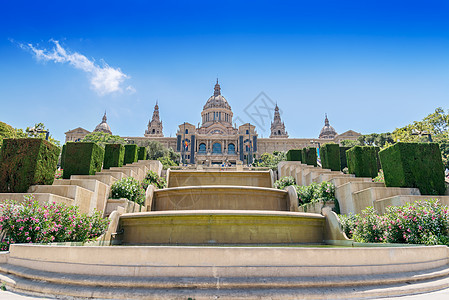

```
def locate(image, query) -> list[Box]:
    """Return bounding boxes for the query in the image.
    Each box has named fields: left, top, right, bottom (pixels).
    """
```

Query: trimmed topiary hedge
left=346, top=146, right=378, bottom=178
left=138, top=146, right=147, bottom=160
left=286, top=149, right=302, bottom=161
left=302, top=147, right=317, bottom=167
left=60, top=144, right=67, bottom=169
left=320, top=144, right=341, bottom=171
left=103, top=144, right=125, bottom=169
left=339, top=146, right=351, bottom=171
left=63, top=142, right=104, bottom=179
left=379, top=142, right=445, bottom=195
left=0, top=138, right=59, bottom=192
left=124, top=144, right=138, bottom=165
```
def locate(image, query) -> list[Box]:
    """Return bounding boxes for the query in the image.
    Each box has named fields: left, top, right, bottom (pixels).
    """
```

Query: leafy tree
left=254, top=151, right=286, bottom=170
left=341, top=133, right=393, bottom=148
left=145, top=140, right=167, bottom=160
left=0, top=121, right=16, bottom=148
left=157, top=156, right=178, bottom=169
left=4, top=123, right=61, bottom=147
left=81, top=132, right=125, bottom=148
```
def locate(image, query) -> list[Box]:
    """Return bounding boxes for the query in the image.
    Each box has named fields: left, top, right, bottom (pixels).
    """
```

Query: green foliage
left=339, top=146, right=351, bottom=171
left=103, top=144, right=125, bottom=169
left=286, top=149, right=302, bottom=161
left=157, top=156, right=177, bottom=169
left=379, top=142, right=445, bottom=195
left=302, top=147, right=317, bottom=167
left=63, top=142, right=105, bottom=179
left=373, top=169, right=385, bottom=183
left=124, top=144, right=138, bottom=165
left=145, top=140, right=167, bottom=160
left=339, top=200, right=449, bottom=245
left=253, top=151, right=286, bottom=170
left=60, top=144, right=66, bottom=169
left=0, top=121, right=16, bottom=148
left=274, top=176, right=296, bottom=189
left=341, top=133, right=394, bottom=148
left=81, top=132, right=125, bottom=148
left=111, top=177, right=145, bottom=205
left=0, top=195, right=109, bottom=250
left=346, top=146, right=378, bottom=178
left=320, top=144, right=341, bottom=171
left=0, top=139, right=59, bottom=193
left=142, top=170, right=166, bottom=190
left=138, top=146, right=147, bottom=160
left=296, top=181, right=336, bottom=206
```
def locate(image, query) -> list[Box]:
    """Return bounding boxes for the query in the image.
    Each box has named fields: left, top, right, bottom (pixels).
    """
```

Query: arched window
left=212, top=142, right=222, bottom=154
left=228, top=143, right=235, bottom=154
left=198, top=143, right=206, bottom=153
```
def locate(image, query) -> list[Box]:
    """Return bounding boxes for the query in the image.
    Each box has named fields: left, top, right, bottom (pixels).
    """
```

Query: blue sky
left=1, top=0, right=448, bottom=143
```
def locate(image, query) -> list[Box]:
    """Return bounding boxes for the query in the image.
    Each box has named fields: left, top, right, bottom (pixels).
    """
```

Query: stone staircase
left=279, top=161, right=449, bottom=215
left=0, top=160, right=163, bottom=216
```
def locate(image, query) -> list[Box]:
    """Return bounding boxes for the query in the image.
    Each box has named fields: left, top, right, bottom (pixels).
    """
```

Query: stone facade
left=66, top=80, right=361, bottom=164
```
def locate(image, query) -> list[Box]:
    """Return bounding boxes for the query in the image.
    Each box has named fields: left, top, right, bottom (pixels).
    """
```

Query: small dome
left=94, top=112, right=112, bottom=135
left=319, top=114, right=337, bottom=139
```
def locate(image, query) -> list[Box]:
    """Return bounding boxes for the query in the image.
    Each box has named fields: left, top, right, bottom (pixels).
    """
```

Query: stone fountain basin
left=117, top=210, right=325, bottom=245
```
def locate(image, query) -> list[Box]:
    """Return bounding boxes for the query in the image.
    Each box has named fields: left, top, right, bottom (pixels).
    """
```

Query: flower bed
left=0, top=195, right=109, bottom=251
left=339, top=200, right=449, bottom=245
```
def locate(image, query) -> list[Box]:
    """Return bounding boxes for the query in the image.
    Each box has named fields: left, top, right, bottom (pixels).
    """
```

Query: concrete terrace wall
left=167, top=170, right=273, bottom=188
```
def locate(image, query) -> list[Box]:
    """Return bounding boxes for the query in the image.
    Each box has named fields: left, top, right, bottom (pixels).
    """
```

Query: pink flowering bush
left=339, top=200, right=449, bottom=245
left=0, top=195, right=109, bottom=251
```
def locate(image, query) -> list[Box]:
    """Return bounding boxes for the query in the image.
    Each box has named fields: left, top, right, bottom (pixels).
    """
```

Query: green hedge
left=374, top=146, right=381, bottom=171
left=0, top=138, right=59, bottom=192
left=339, top=146, right=351, bottom=170
left=320, top=144, right=341, bottom=171
left=63, top=142, right=104, bottom=179
left=124, top=144, right=138, bottom=165
left=346, top=146, right=378, bottom=178
left=103, top=144, right=125, bottom=169
left=60, top=144, right=66, bottom=169
left=286, top=149, right=302, bottom=161
left=138, top=146, right=147, bottom=160
left=379, top=142, right=445, bottom=195
left=302, top=147, right=317, bottom=167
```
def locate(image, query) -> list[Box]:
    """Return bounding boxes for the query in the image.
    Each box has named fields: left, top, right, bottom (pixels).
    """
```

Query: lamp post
left=27, top=126, right=49, bottom=141
left=411, top=130, right=433, bottom=142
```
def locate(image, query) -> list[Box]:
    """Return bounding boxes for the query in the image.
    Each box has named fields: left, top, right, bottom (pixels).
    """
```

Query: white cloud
left=21, top=40, right=133, bottom=96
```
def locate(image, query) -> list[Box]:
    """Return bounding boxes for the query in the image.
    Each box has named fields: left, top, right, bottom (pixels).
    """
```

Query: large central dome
left=200, top=79, right=233, bottom=128
left=203, top=80, right=231, bottom=110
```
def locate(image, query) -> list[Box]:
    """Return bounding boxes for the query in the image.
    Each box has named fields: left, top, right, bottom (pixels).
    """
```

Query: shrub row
left=286, top=149, right=302, bottom=162
left=63, top=142, right=104, bottom=179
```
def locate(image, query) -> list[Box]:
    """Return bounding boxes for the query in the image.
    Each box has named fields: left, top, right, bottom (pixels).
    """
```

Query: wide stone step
left=330, top=176, right=372, bottom=188
left=96, top=171, right=127, bottom=180
left=374, top=194, right=449, bottom=214
left=312, top=171, right=345, bottom=183
left=335, top=181, right=385, bottom=214
left=2, top=244, right=449, bottom=299
left=0, top=193, right=73, bottom=206
left=108, top=167, right=137, bottom=179
left=352, top=187, right=420, bottom=214
left=117, top=210, right=325, bottom=245
left=53, top=179, right=110, bottom=214
left=28, top=185, right=93, bottom=214
left=71, top=174, right=117, bottom=186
